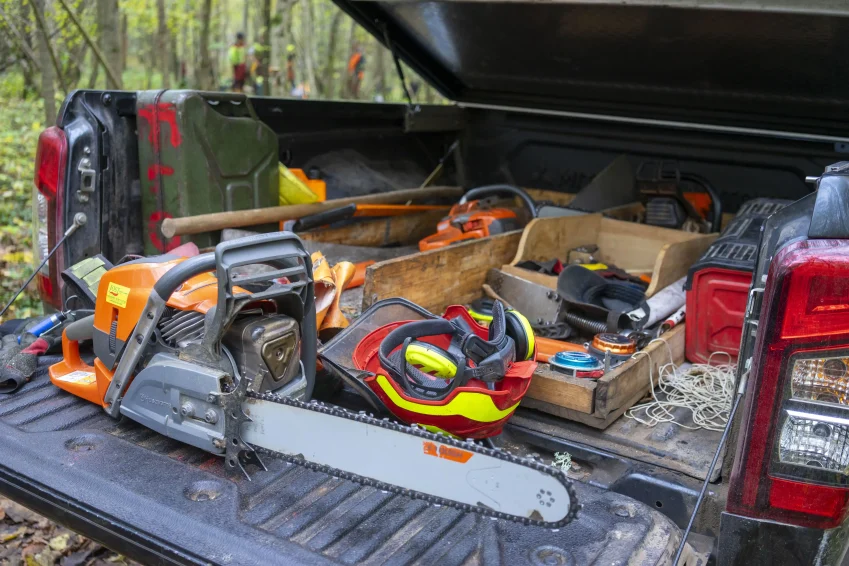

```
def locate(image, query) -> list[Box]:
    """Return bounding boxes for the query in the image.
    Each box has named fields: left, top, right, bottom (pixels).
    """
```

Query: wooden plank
left=594, top=324, right=686, bottom=419
left=298, top=210, right=446, bottom=247
left=596, top=217, right=697, bottom=272
left=509, top=214, right=602, bottom=265
left=362, top=231, right=523, bottom=314
left=499, top=264, right=557, bottom=290
left=525, top=365, right=595, bottom=414
left=644, top=234, right=717, bottom=296
left=521, top=387, right=646, bottom=430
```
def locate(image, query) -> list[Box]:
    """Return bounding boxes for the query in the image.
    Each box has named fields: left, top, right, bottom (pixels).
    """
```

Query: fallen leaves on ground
left=0, top=496, right=142, bottom=566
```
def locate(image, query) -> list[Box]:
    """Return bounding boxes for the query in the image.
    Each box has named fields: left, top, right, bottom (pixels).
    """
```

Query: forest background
left=0, top=0, right=443, bottom=318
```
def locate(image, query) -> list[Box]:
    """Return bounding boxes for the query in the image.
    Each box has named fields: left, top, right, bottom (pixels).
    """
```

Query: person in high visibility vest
left=347, top=43, right=366, bottom=98
left=229, top=32, right=248, bottom=92
left=249, top=46, right=265, bottom=96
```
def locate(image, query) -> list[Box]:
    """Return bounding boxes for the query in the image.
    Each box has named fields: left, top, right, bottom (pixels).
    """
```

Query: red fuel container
left=685, top=199, right=791, bottom=364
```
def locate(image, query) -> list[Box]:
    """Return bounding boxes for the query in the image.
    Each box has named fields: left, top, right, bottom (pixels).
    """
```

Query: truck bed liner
left=0, top=360, right=680, bottom=565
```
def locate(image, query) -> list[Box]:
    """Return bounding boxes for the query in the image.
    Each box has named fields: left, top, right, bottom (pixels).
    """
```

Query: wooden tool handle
left=161, top=186, right=463, bottom=238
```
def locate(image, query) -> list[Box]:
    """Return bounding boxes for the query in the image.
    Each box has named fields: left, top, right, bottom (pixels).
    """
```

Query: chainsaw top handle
left=152, top=253, right=217, bottom=299
left=458, top=185, right=538, bottom=219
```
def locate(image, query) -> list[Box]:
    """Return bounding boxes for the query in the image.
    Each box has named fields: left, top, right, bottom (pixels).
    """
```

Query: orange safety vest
left=347, top=52, right=363, bottom=76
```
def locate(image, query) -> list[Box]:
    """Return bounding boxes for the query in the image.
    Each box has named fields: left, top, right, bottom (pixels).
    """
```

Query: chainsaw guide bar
left=217, top=377, right=580, bottom=529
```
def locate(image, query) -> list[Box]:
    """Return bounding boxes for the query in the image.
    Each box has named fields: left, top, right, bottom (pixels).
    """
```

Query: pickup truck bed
left=0, top=353, right=685, bottom=565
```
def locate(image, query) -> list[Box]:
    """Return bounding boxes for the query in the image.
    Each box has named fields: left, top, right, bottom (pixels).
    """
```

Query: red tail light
left=728, top=239, right=849, bottom=529
left=32, top=127, right=67, bottom=309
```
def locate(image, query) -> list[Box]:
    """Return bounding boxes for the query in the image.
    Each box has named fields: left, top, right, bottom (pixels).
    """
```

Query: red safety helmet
left=352, top=302, right=536, bottom=438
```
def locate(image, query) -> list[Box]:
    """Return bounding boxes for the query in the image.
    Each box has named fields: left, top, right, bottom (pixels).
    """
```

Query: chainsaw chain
left=237, top=388, right=580, bottom=529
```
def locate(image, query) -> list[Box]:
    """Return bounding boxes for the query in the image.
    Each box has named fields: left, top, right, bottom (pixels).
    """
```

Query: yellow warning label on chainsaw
left=105, top=282, right=130, bottom=308
left=55, top=370, right=96, bottom=385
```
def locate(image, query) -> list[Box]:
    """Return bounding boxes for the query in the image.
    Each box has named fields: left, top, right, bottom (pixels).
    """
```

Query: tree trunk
left=170, top=34, right=180, bottom=85
left=298, top=0, right=317, bottom=96
left=196, top=0, right=215, bottom=90
left=121, top=14, right=128, bottom=71
left=144, top=37, right=155, bottom=89
left=96, top=0, right=122, bottom=89
left=87, top=49, right=101, bottom=88
left=33, top=0, right=56, bottom=125
left=271, top=0, right=293, bottom=96
left=0, top=26, right=35, bottom=98
left=156, top=0, right=170, bottom=88
left=242, top=1, right=248, bottom=38
left=219, top=0, right=229, bottom=83
left=374, top=44, right=386, bottom=101
left=320, top=11, right=343, bottom=99
left=63, top=40, right=89, bottom=89
left=260, top=0, right=271, bottom=91
left=344, top=20, right=357, bottom=98
left=181, top=0, right=192, bottom=86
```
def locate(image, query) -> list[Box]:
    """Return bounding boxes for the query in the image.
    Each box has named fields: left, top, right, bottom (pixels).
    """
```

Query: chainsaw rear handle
left=458, top=185, right=538, bottom=219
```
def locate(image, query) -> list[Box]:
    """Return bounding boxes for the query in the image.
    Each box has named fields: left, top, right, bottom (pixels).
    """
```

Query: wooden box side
left=508, top=214, right=603, bottom=266
left=362, top=231, right=523, bottom=314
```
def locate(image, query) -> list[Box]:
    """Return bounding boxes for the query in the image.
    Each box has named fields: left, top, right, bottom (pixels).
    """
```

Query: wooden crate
left=522, top=324, right=686, bottom=428
left=504, top=214, right=716, bottom=296
left=361, top=211, right=716, bottom=429
left=500, top=214, right=714, bottom=426
left=362, top=231, right=524, bottom=313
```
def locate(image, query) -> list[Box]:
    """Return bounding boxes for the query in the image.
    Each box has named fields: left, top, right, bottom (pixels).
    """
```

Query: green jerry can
left=136, top=90, right=279, bottom=254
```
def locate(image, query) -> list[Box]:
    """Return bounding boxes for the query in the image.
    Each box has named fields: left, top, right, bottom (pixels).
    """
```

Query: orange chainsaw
left=418, top=185, right=539, bottom=251
left=44, top=232, right=578, bottom=527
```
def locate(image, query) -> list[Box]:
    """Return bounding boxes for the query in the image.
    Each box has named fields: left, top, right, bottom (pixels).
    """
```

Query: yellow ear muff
left=405, top=343, right=458, bottom=378
left=505, top=309, right=535, bottom=361
left=468, top=297, right=495, bottom=323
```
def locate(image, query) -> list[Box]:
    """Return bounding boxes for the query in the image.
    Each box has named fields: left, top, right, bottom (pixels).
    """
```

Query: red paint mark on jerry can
left=138, top=103, right=183, bottom=150
left=147, top=163, right=175, bottom=180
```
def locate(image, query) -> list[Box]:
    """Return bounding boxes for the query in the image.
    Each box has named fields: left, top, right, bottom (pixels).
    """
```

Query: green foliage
left=0, top=73, right=26, bottom=100
left=0, top=98, right=43, bottom=320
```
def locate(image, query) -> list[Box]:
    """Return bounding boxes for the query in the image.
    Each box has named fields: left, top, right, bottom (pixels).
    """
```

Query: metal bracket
left=77, top=158, right=96, bottom=203
left=218, top=376, right=266, bottom=480
left=744, top=287, right=765, bottom=324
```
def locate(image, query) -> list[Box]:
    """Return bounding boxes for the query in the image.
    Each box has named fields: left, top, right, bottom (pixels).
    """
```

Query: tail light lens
left=728, top=239, right=849, bottom=529
left=32, top=127, right=67, bottom=309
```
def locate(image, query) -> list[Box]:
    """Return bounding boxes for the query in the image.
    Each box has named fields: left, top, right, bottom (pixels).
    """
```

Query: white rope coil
left=625, top=339, right=736, bottom=432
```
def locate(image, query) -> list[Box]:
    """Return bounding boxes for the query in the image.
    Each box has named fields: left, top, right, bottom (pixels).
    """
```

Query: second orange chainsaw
left=418, top=185, right=539, bottom=251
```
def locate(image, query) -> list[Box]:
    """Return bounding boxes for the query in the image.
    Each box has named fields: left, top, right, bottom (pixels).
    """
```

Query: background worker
left=286, top=53, right=297, bottom=91
left=229, top=32, right=248, bottom=92
left=249, top=47, right=266, bottom=95
left=346, top=43, right=366, bottom=98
